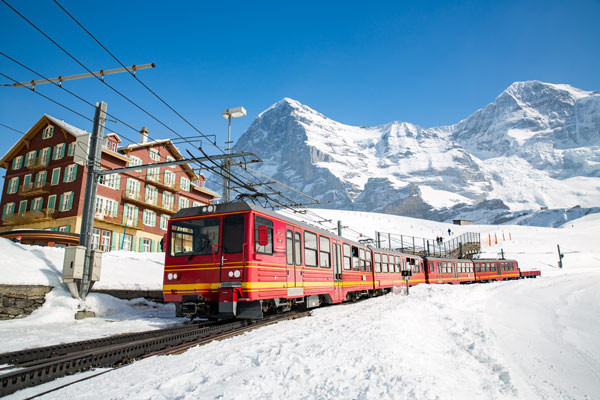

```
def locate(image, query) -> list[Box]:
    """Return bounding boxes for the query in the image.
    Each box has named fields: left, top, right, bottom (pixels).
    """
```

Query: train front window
left=170, top=217, right=220, bottom=257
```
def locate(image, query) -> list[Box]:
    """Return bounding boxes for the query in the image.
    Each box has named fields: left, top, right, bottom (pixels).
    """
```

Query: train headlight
left=167, top=273, right=173, bottom=280
left=233, top=270, right=241, bottom=278
left=202, top=207, right=207, bottom=212
left=208, top=205, right=215, bottom=212
left=173, top=273, right=178, bottom=280
left=228, top=271, right=234, bottom=278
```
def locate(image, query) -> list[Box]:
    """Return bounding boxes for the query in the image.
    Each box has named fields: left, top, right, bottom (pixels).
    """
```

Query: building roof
left=0, top=114, right=90, bottom=168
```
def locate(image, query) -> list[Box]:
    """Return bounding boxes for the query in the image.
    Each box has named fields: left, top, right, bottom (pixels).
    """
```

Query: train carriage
left=424, top=257, right=475, bottom=284
left=473, top=259, right=521, bottom=282
left=164, top=202, right=378, bottom=319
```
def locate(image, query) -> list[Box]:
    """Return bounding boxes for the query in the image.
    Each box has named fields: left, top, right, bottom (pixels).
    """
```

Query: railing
left=25, top=156, right=50, bottom=170
left=375, top=231, right=481, bottom=259
left=2, top=208, right=57, bottom=225
left=121, top=191, right=177, bottom=214
left=94, top=211, right=142, bottom=229
left=146, top=174, right=180, bottom=192
left=18, top=181, right=51, bottom=196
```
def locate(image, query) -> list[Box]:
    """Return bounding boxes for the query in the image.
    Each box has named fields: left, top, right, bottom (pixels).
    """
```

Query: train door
left=496, top=261, right=502, bottom=276
left=332, top=241, right=344, bottom=302
left=453, top=261, right=458, bottom=279
left=285, top=225, right=304, bottom=296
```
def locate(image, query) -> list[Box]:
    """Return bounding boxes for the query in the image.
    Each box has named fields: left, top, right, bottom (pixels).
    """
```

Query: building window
left=32, top=197, right=44, bottom=211
left=142, top=238, right=152, bottom=252
left=166, top=155, right=175, bottom=168
left=101, top=230, right=112, bottom=252
left=3, top=202, right=15, bottom=219
left=164, top=170, right=175, bottom=187
left=145, top=185, right=158, bottom=205
left=163, top=192, right=174, bottom=211
left=99, top=171, right=120, bottom=189
left=123, top=203, right=137, bottom=226
left=58, top=225, right=71, bottom=232
left=147, top=167, right=160, bottom=182
left=125, top=179, right=141, bottom=200
left=129, top=155, right=142, bottom=172
left=180, top=177, right=190, bottom=191
left=149, top=148, right=160, bottom=161
left=95, top=196, right=118, bottom=217
left=122, top=234, right=132, bottom=251
left=59, top=191, right=74, bottom=212
left=63, top=164, right=78, bottom=183
left=47, top=194, right=57, bottom=210
left=26, top=150, right=37, bottom=167
left=160, top=214, right=169, bottom=230
left=192, top=201, right=203, bottom=208
left=18, top=200, right=28, bottom=214
left=7, top=177, right=20, bottom=194
left=92, top=228, right=101, bottom=250
left=42, top=125, right=54, bottom=139
left=178, top=196, right=189, bottom=211
left=52, top=143, right=65, bottom=160
left=143, top=209, right=156, bottom=227
left=12, top=156, right=23, bottom=170
left=40, top=147, right=51, bottom=166
left=111, top=142, right=117, bottom=152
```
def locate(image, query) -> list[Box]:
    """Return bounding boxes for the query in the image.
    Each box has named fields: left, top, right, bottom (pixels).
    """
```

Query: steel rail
left=0, top=312, right=310, bottom=397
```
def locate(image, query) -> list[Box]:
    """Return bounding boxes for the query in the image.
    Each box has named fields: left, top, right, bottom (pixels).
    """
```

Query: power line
left=0, top=122, right=26, bottom=135
left=52, top=0, right=224, bottom=154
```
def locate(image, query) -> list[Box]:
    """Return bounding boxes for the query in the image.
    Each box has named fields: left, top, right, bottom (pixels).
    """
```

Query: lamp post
left=221, top=106, right=246, bottom=203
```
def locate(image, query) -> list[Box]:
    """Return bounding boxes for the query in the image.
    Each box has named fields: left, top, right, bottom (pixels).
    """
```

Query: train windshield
left=169, top=217, right=220, bottom=257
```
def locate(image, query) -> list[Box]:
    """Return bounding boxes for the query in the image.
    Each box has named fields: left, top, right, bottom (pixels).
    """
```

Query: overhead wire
left=0, top=122, right=26, bottom=135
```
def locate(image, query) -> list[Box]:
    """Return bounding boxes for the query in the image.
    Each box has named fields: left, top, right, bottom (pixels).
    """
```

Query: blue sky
left=1, top=0, right=599, bottom=159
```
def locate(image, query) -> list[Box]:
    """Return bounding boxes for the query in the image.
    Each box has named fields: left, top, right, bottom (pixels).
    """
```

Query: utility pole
left=79, top=102, right=106, bottom=308
left=221, top=107, right=246, bottom=203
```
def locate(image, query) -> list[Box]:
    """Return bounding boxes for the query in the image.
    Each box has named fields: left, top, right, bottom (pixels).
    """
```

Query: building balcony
left=94, top=211, right=142, bottom=230
left=18, top=182, right=51, bottom=197
left=25, top=157, right=50, bottom=170
left=2, top=208, right=57, bottom=225
left=121, top=191, right=177, bottom=215
left=145, top=175, right=180, bottom=192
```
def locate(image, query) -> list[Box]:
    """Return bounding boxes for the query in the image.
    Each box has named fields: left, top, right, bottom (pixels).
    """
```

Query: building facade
left=0, top=115, right=219, bottom=252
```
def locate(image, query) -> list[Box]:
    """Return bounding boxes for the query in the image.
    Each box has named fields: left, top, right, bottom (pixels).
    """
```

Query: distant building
left=0, top=115, right=219, bottom=251
left=452, top=219, right=473, bottom=226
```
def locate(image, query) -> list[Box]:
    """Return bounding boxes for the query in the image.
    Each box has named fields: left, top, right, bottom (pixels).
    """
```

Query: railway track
left=0, top=311, right=310, bottom=397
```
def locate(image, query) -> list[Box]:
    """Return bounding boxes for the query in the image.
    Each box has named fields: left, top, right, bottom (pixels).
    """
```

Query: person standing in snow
left=13, top=235, right=22, bottom=244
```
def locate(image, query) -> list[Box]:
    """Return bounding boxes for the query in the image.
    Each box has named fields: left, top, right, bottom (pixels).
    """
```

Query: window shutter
left=67, top=193, right=74, bottom=211
left=68, top=143, right=73, bottom=157
left=122, top=205, right=128, bottom=225
left=65, top=225, right=70, bottom=232
left=133, top=206, right=138, bottom=226
left=111, top=234, right=118, bottom=250
left=132, top=237, right=137, bottom=252
left=112, top=201, right=118, bottom=217
left=63, top=167, right=68, bottom=183
left=24, top=175, right=31, bottom=186
left=11, top=158, right=16, bottom=170
left=58, top=194, right=64, bottom=211
left=151, top=240, right=156, bottom=252
left=139, top=237, right=144, bottom=252
left=51, top=169, right=60, bottom=185
left=48, top=195, right=56, bottom=210
left=2, top=204, right=6, bottom=219
left=52, top=146, right=57, bottom=160
left=72, top=164, right=78, bottom=180
left=115, top=174, right=120, bottom=190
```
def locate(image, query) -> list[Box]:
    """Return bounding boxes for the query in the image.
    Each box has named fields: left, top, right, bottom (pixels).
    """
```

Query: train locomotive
left=162, top=201, right=531, bottom=320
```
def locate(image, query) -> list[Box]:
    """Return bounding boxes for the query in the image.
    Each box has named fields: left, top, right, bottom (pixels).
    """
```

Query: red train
left=163, top=202, right=539, bottom=319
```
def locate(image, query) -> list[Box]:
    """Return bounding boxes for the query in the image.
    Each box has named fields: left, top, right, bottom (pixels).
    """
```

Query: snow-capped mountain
left=229, top=81, right=600, bottom=225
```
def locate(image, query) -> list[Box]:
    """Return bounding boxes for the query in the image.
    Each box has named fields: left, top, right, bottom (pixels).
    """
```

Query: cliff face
left=224, top=82, right=600, bottom=225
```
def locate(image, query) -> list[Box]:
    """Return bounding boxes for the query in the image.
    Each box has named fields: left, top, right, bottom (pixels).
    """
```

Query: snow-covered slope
left=230, top=82, right=600, bottom=225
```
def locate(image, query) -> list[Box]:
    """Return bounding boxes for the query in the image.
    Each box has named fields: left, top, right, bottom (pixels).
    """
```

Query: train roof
left=172, top=201, right=422, bottom=258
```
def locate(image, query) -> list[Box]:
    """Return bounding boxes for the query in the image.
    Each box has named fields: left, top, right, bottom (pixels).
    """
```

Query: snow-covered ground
left=1, top=210, right=599, bottom=399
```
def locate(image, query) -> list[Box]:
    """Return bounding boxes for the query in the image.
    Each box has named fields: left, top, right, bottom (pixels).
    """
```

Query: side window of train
left=395, top=256, right=401, bottom=273
left=374, top=252, right=381, bottom=272
left=429, top=261, right=434, bottom=273
left=304, top=231, right=318, bottom=267
left=365, top=250, right=372, bottom=272
left=333, top=243, right=341, bottom=271
left=255, top=216, right=273, bottom=254
left=294, top=232, right=302, bottom=266
left=352, top=246, right=359, bottom=271
left=319, top=236, right=331, bottom=268
left=286, top=230, right=294, bottom=265
left=222, top=214, right=245, bottom=253
left=382, top=254, right=389, bottom=273
left=359, top=249, right=366, bottom=271
left=343, top=244, right=351, bottom=270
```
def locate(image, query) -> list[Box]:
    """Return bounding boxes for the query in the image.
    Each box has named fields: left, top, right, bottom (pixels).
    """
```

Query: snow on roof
left=44, top=114, right=90, bottom=137
left=118, top=138, right=171, bottom=151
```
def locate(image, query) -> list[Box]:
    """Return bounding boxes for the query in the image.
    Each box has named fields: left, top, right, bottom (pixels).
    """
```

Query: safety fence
left=374, top=231, right=481, bottom=259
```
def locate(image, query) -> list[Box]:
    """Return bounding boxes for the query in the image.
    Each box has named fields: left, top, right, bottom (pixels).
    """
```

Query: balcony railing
left=145, top=174, right=180, bottom=192
left=25, top=156, right=50, bottom=170
left=2, top=208, right=57, bottom=225
left=18, top=181, right=51, bottom=196
left=94, top=211, right=142, bottom=229
left=121, top=191, right=177, bottom=215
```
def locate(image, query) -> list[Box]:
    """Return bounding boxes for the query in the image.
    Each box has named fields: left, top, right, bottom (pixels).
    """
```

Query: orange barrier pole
left=488, top=234, right=491, bottom=246
left=494, top=233, right=498, bottom=244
